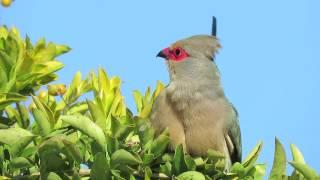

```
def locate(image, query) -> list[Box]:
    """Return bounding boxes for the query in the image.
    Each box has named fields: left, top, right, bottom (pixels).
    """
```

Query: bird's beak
left=156, top=47, right=170, bottom=59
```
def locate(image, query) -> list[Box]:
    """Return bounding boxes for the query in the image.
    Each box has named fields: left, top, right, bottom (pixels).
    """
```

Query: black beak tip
left=156, top=50, right=166, bottom=59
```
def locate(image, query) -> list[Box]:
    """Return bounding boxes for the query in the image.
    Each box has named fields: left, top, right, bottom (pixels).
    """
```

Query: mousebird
left=150, top=35, right=241, bottom=169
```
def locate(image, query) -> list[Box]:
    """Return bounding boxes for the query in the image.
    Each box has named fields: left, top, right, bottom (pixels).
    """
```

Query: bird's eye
left=174, top=48, right=181, bottom=56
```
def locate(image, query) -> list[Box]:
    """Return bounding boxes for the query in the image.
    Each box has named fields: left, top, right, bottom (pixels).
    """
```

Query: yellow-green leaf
left=269, top=138, right=286, bottom=179
left=290, top=144, right=305, bottom=164
left=177, top=171, right=205, bottom=180
left=289, top=161, right=318, bottom=179
left=242, top=141, right=263, bottom=167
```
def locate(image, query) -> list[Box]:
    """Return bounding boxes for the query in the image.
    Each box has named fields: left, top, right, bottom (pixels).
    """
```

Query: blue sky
left=1, top=0, right=319, bottom=173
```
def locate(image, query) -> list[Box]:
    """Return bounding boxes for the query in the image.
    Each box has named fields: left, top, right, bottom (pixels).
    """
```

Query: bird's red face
left=157, top=47, right=189, bottom=62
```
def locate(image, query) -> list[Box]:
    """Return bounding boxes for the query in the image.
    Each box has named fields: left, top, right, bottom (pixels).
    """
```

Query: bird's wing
left=225, top=104, right=242, bottom=163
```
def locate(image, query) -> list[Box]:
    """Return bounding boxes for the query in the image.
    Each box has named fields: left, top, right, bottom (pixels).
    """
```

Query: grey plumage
left=150, top=35, right=242, bottom=169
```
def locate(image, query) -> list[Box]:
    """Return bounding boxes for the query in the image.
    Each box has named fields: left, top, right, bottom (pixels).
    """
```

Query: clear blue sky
left=1, top=0, right=319, bottom=173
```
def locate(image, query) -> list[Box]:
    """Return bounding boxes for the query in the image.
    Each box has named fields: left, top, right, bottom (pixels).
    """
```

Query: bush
left=0, top=26, right=319, bottom=180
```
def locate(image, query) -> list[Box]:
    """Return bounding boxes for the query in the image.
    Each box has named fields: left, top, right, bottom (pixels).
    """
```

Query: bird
left=150, top=35, right=241, bottom=169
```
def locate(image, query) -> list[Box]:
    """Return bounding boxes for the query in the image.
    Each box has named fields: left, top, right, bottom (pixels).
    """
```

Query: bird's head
left=157, top=35, right=221, bottom=81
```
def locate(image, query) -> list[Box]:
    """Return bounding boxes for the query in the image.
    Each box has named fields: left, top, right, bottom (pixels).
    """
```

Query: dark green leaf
left=173, top=144, right=188, bottom=175
left=9, top=157, right=32, bottom=170
left=160, top=161, right=172, bottom=177
left=91, top=152, right=110, bottom=180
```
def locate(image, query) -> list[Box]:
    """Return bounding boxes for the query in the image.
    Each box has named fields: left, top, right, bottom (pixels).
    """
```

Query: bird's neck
left=166, top=63, right=225, bottom=110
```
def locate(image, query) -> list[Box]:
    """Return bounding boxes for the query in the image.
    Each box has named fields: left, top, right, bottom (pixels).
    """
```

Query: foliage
left=0, top=26, right=319, bottom=179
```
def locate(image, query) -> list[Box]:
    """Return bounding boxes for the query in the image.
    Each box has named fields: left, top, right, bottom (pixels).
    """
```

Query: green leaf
left=185, top=155, right=196, bottom=171
left=32, top=96, right=55, bottom=126
left=25, top=35, right=33, bottom=50
left=0, top=176, right=10, bottom=180
left=0, top=48, right=14, bottom=74
left=20, top=146, right=37, bottom=158
left=207, top=149, right=225, bottom=161
left=46, top=172, right=62, bottom=180
left=111, top=149, right=142, bottom=167
left=39, top=135, right=82, bottom=171
left=269, top=138, right=286, bottom=179
left=61, top=115, right=106, bottom=151
left=87, top=100, right=106, bottom=130
left=289, top=162, right=319, bottom=179
left=142, top=153, right=154, bottom=165
left=105, top=134, right=119, bottom=156
left=194, top=157, right=205, bottom=168
left=290, top=144, right=307, bottom=177
left=0, top=127, right=33, bottom=145
left=0, top=93, right=26, bottom=110
left=173, top=144, right=188, bottom=175
left=61, top=138, right=82, bottom=163
left=144, top=166, right=152, bottom=180
left=247, top=164, right=267, bottom=180
left=140, top=103, right=152, bottom=119
left=110, top=77, right=121, bottom=89
left=32, top=108, right=52, bottom=136
left=151, top=80, right=164, bottom=103
left=0, top=27, right=9, bottom=39
left=290, top=144, right=305, bottom=164
left=6, top=33, right=20, bottom=61
left=98, top=68, right=110, bottom=93
left=11, top=135, right=35, bottom=158
left=230, top=162, right=245, bottom=177
left=242, top=141, right=263, bottom=167
left=133, top=90, right=143, bottom=114
left=9, top=157, right=32, bottom=170
left=160, top=161, right=172, bottom=177
left=149, top=130, right=170, bottom=158
left=0, top=65, right=8, bottom=92
left=16, top=103, right=30, bottom=128
left=67, top=101, right=88, bottom=114
left=137, top=120, right=154, bottom=146
left=91, top=152, right=110, bottom=180
left=144, top=87, right=151, bottom=102
left=55, top=44, right=71, bottom=56
left=34, top=61, right=64, bottom=77
left=177, top=171, right=205, bottom=180
left=62, top=71, right=81, bottom=105
left=109, top=116, right=132, bottom=140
